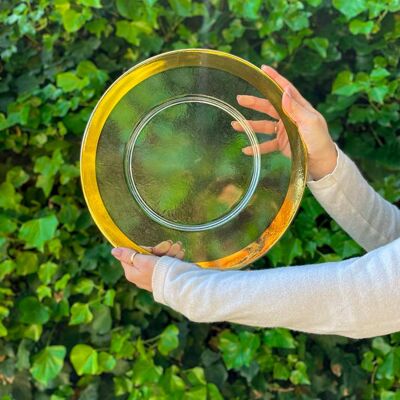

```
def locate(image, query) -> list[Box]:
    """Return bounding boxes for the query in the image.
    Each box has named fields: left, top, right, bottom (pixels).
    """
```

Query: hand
left=232, top=65, right=338, bottom=181
left=111, top=241, right=185, bottom=292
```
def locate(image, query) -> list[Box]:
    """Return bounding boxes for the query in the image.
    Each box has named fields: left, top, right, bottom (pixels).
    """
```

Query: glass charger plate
left=80, top=49, right=307, bottom=269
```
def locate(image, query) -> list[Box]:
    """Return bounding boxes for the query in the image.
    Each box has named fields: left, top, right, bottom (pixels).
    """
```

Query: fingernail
left=231, top=121, right=239, bottom=128
left=177, top=241, right=182, bottom=246
left=285, top=87, right=293, bottom=98
left=242, top=147, right=251, bottom=155
left=111, top=248, right=122, bottom=257
left=167, top=240, right=173, bottom=244
left=261, top=64, right=267, bottom=69
left=236, top=95, right=243, bottom=101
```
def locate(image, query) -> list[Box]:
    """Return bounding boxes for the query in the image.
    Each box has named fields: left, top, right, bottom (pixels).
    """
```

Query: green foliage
left=30, top=345, right=67, bottom=386
left=0, top=0, right=399, bottom=399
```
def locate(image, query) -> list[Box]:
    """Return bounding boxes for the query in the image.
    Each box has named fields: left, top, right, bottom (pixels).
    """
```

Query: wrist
left=308, top=141, right=338, bottom=181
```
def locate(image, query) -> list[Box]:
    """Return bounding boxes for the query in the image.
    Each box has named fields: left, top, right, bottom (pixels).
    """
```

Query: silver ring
left=130, top=251, right=139, bottom=266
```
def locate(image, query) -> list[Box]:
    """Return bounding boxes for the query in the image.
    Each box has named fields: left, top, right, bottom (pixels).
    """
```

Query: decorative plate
left=80, top=49, right=307, bottom=269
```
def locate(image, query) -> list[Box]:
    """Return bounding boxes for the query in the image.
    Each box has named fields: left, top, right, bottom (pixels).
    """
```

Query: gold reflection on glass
left=80, top=49, right=308, bottom=269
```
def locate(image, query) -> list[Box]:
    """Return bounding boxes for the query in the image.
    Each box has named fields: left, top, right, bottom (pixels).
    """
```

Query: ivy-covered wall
left=0, top=0, right=399, bottom=399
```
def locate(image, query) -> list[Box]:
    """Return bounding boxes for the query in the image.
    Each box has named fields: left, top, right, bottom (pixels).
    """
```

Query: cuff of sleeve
left=306, top=143, right=349, bottom=190
left=152, top=256, right=178, bottom=305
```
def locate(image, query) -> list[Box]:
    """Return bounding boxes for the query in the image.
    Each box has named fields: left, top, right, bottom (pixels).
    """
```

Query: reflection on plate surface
left=80, top=49, right=307, bottom=269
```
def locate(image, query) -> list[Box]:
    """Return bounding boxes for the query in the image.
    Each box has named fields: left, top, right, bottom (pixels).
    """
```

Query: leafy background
left=0, top=0, right=399, bottom=398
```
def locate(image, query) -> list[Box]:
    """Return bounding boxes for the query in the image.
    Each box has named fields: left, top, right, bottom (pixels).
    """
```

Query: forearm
left=152, top=238, right=400, bottom=338
left=308, top=145, right=400, bottom=251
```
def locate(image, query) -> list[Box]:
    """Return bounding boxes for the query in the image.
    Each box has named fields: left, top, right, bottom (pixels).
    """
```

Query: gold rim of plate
left=80, top=48, right=308, bottom=270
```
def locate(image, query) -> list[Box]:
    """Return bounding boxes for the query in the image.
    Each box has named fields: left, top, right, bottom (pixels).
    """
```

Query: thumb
left=282, top=87, right=314, bottom=125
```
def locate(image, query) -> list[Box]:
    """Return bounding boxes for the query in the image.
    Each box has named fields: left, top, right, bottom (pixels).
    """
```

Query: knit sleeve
left=307, top=145, right=400, bottom=251
left=152, top=238, right=400, bottom=339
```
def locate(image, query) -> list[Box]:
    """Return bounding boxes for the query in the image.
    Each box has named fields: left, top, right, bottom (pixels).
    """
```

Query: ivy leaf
left=349, top=19, right=374, bottom=35
left=116, top=21, right=152, bottom=45
left=285, top=11, right=311, bottom=31
left=267, top=231, right=303, bottom=266
left=76, top=61, right=109, bottom=91
left=332, top=0, right=367, bottom=19
left=69, top=303, right=93, bottom=325
left=274, top=363, right=290, bottom=380
left=34, top=149, right=63, bottom=196
left=227, top=0, right=262, bottom=20
left=37, top=285, right=52, bottom=301
left=0, top=214, right=17, bottom=234
left=218, top=330, right=260, bottom=370
left=0, top=321, right=8, bottom=337
left=91, top=303, right=112, bottom=334
left=0, top=260, right=15, bottom=280
left=70, top=344, right=98, bottom=375
left=73, top=278, right=94, bottom=295
left=264, top=328, right=297, bottom=349
left=0, top=182, right=22, bottom=210
left=168, top=0, right=192, bottom=17
left=370, top=67, right=390, bottom=81
left=103, top=289, right=115, bottom=307
left=207, top=383, right=224, bottom=400
left=110, top=330, right=135, bottom=359
left=369, top=86, right=389, bottom=103
left=16, top=251, right=39, bottom=276
left=186, top=367, right=206, bottom=386
left=38, top=262, right=59, bottom=285
left=332, top=70, right=363, bottom=96
left=19, top=214, right=58, bottom=251
left=56, top=72, right=89, bottom=93
left=77, top=0, right=102, bottom=8
left=116, top=0, right=138, bottom=19
left=304, top=37, right=329, bottom=58
left=157, top=325, right=179, bottom=356
left=18, top=297, right=50, bottom=325
left=98, top=352, right=116, bottom=373
left=290, top=361, right=311, bottom=385
left=305, top=0, right=322, bottom=6
left=131, top=358, right=163, bottom=385
left=377, top=349, right=400, bottom=381
left=62, top=9, right=88, bottom=33
left=30, top=346, right=66, bottom=386
left=6, top=166, right=29, bottom=188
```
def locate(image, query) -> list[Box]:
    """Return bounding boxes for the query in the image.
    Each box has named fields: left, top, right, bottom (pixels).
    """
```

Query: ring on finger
left=130, top=251, right=139, bottom=266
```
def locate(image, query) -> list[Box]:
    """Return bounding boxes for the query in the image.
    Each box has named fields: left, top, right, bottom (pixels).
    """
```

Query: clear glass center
left=124, top=94, right=261, bottom=232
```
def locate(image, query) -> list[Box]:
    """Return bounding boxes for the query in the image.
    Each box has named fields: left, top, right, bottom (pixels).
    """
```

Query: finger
left=242, top=139, right=279, bottom=155
left=282, top=87, right=315, bottom=125
left=236, top=95, right=280, bottom=120
left=111, top=247, right=138, bottom=265
left=166, top=242, right=182, bottom=257
left=141, top=245, right=153, bottom=252
left=176, top=249, right=185, bottom=260
left=261, top=65, right=313, bottom=110
left=231, top=120, right=277, bottom=134
left=152, top=240, right=173, bottom=255
left=111, top=246, right=157, bottom=268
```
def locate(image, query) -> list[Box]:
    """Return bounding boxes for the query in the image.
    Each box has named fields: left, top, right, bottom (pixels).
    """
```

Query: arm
left=307, top=145, right=400, bottom=251
left=152, top=237, right=400, bottom=339
left=235, top=66, right=399, bottom=251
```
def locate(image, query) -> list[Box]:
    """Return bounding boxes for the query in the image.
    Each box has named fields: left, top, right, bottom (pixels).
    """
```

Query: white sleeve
left=152, top=237, right=400, bottom=339
left=307, top=145, right=400, bottom=251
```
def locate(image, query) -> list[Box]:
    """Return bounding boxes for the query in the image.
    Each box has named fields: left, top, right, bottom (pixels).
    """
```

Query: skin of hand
left=112, top=65, right=338, bottom=291
left=232, top=65, right=338, bottom=181
left=111, top=241, right=184, bottom=292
